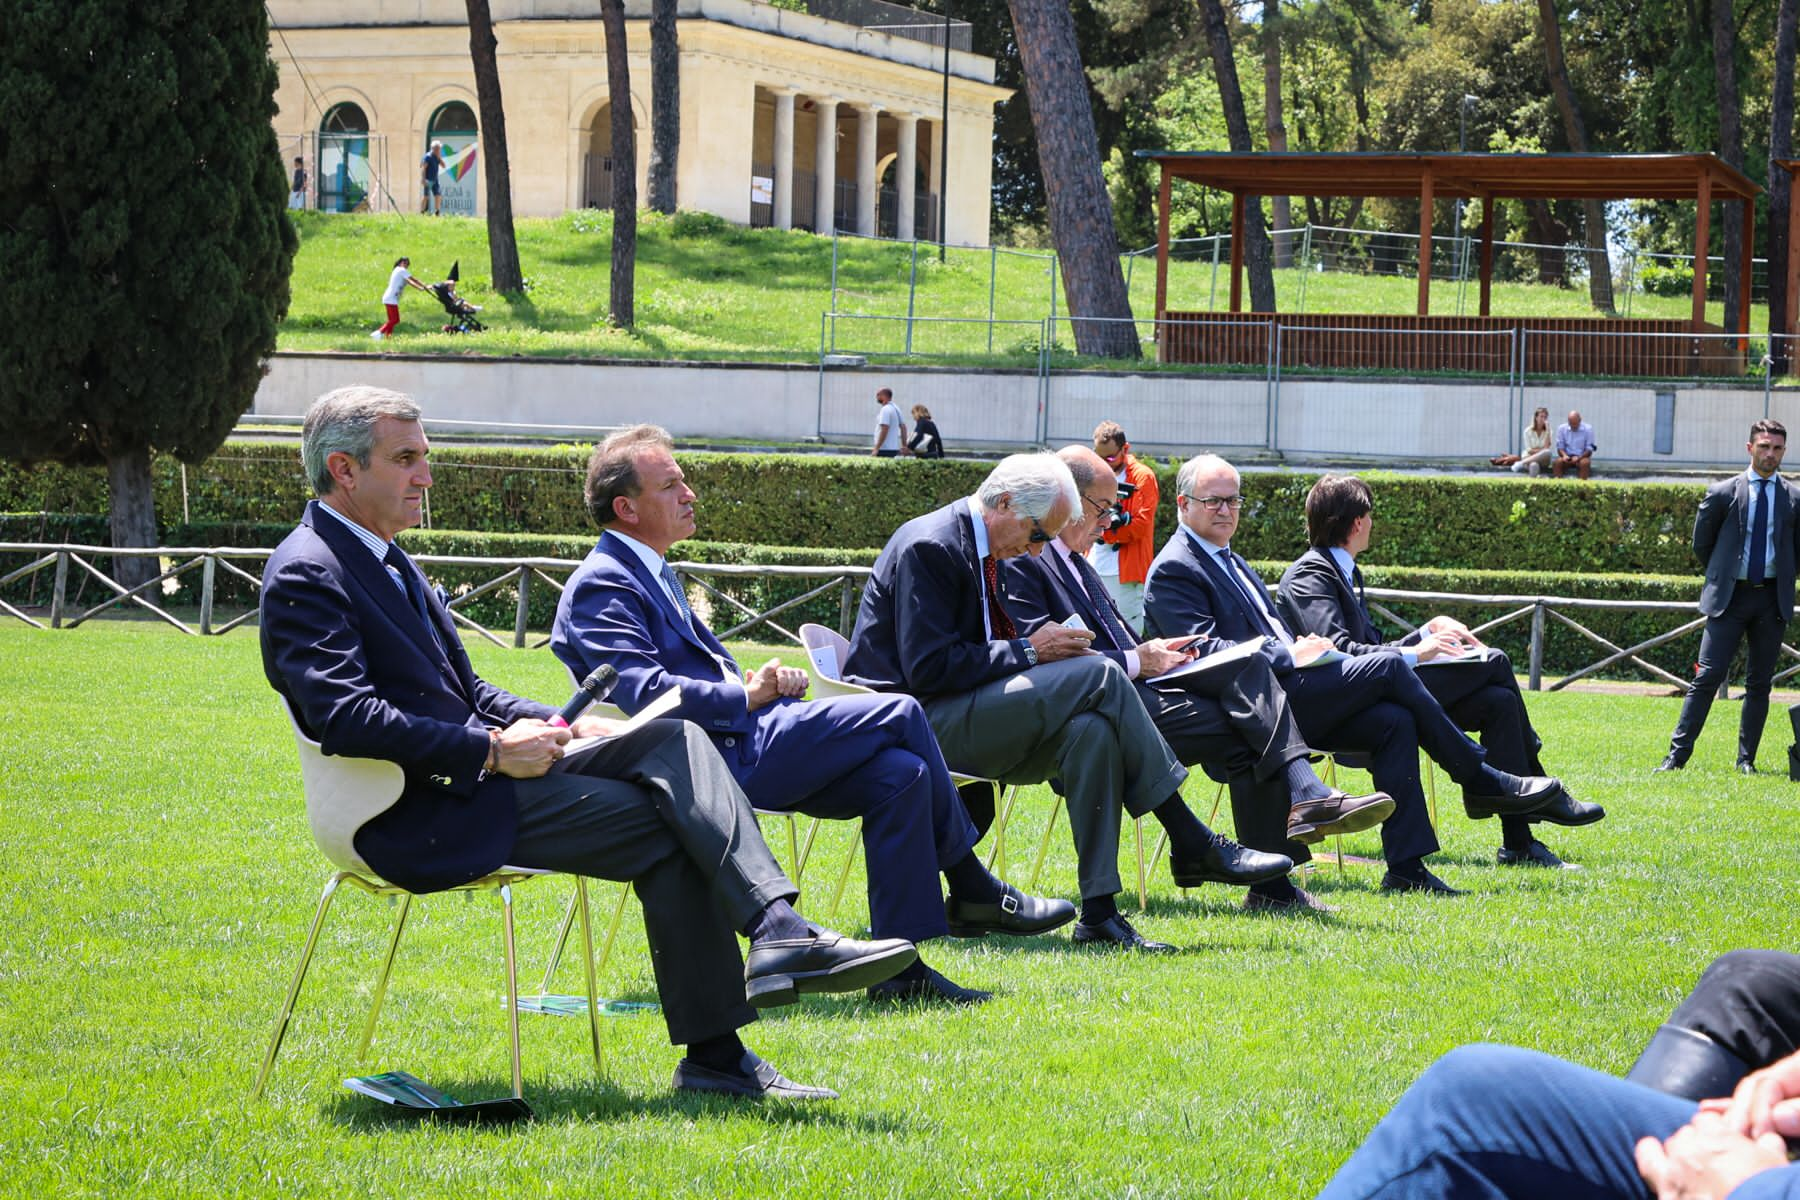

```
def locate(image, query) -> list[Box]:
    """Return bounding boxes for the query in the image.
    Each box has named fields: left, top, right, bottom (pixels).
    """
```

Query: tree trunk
left=106, top=445, right=158, bottom=591
left=1536, top=0, right=1615, bottom=314
left=647, top=0, right=679, bottom=214
left=1263, top=0, right=1293, bottom=268
left=1769, top=0, right=1798, bottom=372
left=1004, top=0, right=1138, bottom=357
left=465, top=0, right=523, bottom=293
left=1525, top=200, right=1570, bottom=286
left=601, top=0, right=636, bottom=328
left=1198, top=0, right=1277, bottom=312
left=1714, top=0, right=1746, bottom=332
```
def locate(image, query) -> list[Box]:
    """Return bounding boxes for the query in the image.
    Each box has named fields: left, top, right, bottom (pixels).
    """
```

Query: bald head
left=1057, top=444, right=1117, bottom=554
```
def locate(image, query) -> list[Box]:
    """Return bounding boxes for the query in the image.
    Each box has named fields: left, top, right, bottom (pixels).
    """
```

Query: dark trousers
left=1315, top=1045, right=1700, bottom=1199
left=1668, top=583, right=1787, bottom=764
left=1667, top=949, right=1800, bottom=1069
left=507, top=719, right=794, bottom=1047
left=1418, top=649, right=1544, bottom=843
left=732, top=692, right=979, bottom=944
left=1282, top=653, right=1491, bottom=864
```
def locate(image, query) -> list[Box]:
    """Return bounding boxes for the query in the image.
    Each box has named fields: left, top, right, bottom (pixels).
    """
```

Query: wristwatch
left=1020, top=639, right=1038, bottom=667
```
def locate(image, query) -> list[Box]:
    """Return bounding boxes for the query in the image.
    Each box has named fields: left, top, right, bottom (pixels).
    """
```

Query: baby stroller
left=430, top=261, right=484, bottom=334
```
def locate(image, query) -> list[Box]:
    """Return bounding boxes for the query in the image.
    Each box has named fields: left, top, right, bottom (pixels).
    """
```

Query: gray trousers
left=922, top=657, right=1187, bottom=900
left=507, top=719, right=795, bottom=1046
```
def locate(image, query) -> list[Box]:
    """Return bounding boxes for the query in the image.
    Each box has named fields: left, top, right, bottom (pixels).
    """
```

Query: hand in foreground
left=1722, top=1050, right=1800, bottom=1140
left=1028, top=623, right=1096, bottom=663
left=1290, top=633, right=1336, bottom=667
left=567, top=714, right=624, bottom=740
left=494, top=718, right=572, bottom=778
left=1414, top=629, right=1477, bottom=662
left=745, top=658, right=809, bottom=711
left=1425, top=615, right=1480, bottom=643
left=1137, top=637, right=1196, bottom=678
left=1634, top=1110, right=1790, bottom=1200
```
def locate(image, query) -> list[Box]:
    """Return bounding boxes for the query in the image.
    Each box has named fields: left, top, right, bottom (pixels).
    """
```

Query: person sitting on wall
left=1553, top=409, right=1598, bottom=479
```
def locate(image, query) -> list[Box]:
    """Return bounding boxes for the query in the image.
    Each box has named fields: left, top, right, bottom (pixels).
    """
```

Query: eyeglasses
left=1184, top=494, right=1245, bottom=512
left=1028, top=516, right=1054, bottom=544
left=1081, top=493, right=1112, bottom=517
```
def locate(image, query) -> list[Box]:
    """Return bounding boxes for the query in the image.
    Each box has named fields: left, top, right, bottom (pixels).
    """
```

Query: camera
left=1103, top=480, right=1136, bottom=533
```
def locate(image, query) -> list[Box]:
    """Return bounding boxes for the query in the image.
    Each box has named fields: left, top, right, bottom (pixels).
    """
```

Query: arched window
left=318, top=103, right=371, bottom=212
left=427, top=101, right=479, bottom=216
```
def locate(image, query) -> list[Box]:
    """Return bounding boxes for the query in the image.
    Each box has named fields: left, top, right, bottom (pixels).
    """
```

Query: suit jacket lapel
left=1317, top=548, right=1377, bottom=643
left=599, top=530, right=738, bottom=670
left=1191, top=536, right=1256, bottom=629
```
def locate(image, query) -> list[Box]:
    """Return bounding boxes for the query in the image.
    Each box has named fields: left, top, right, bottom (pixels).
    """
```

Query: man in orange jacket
left=1090, top=420, right=1159, bottom=634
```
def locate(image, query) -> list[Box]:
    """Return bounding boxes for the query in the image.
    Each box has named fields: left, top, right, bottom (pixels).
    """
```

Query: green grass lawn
left=6, top=621, right=1797, bottom=1197
left=282, top=212, right=1770, bottom=369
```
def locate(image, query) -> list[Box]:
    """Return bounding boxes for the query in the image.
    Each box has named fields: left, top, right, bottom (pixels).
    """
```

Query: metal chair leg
left=540, top=891, right=581, bottom=996
left=1027, top=798, right=1063, bottom=893
left=1134, top=818, right=1148, bottom=911
left=796, top=816, right=823, bottom=879
left=826, top=818, right=862, bottom=923
left=500, top=883, right=523, bottom=1100
left=253, top=872, right=348, bottom=1098
left=1207, top=779, right=1226, bottom=824
left=1423, top=754, right=1440, bottom=832
left=357, top=891, right=413, bottom=1058
left=574, top=877, right=603, bottom=1076
left=985, top=785, right=1020, bottom=876
left=595, top=881, right=632, bottom=982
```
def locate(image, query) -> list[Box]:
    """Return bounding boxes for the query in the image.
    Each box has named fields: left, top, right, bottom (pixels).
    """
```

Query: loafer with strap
left=672, top=1050, right=838, bottom=1100
left=743, top=930, right=917, bottom=1008
left=945, top=884, right=1076, bottom=938
left=1286, top=789, right=1396, bottom=845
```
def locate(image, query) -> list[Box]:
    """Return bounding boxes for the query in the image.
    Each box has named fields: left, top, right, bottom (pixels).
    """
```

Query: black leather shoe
left=1242, top=886, right=1339, bottom=915
left=1462, top=774, right=1562, bottom=820
left=743, top=931, right=917, bottom=1008
left=1654, top=754, right=1687, bottom=773
left=1525, top=788, right=1606, bottom=827
left=1380, top=868, right=1464, bottom=896
left=1497, top=840, right=1581, bottom=870
left=672, top=1050, right=838, bottom=1100
left=1070, top=913, right=1177, bottom=952
left=1286, top=790, right=1396, bottom=845
left=1170, top=831, right=1294, bottom=887
left=866, top=963, right=993, bottom=1005
left=1737, top=759, right=1758, bottom=775
left=945, top=884, right=1077, bottom=938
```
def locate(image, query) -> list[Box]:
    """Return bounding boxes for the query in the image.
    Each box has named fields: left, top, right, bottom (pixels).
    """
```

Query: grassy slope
left=5, top=622, right=1797, bottom=1197
left=281, top=212, right=1770, bottom=366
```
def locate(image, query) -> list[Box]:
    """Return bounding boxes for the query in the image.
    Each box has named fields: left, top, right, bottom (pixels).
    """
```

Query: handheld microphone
left=552, top=665, right=619, bottom=727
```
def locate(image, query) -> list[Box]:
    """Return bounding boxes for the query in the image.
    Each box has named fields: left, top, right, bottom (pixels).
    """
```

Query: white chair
left=254, top=697, right=603, bottom=1102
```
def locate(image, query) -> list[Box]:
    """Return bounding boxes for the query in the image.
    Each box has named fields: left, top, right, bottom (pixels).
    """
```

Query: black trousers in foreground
left=1665, top=949, right=1800, bottom=1069
left=507, top=719, right=796, bottom=1047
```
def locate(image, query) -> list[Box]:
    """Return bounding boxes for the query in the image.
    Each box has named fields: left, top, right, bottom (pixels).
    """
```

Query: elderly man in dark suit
left=551, top=425, right=1072, bottom=1007
left=845, top=452, right=1293, bottom=952
left=1143, top=454, right=1563, bottom=896
left=1277, top=474, right=1604, bottom=870
left=1659, top=420, right=1800, bottom=774
left=1002, top=447, right=1394, bottom=914
left=259, top=386, right=916, bottom=1101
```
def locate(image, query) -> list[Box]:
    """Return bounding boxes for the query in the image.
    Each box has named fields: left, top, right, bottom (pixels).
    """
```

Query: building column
left=771, top=88, right=796, bottom=230
left=894, top=112, right=919, bottom=241
left=855, top=102, right=882, bottom=238
left=928, top=116, right=945, bottom=241
left=813, top=95, right=839, bottom=233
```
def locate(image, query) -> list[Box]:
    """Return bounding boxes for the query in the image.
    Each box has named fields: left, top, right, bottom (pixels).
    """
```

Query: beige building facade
left=269, top=0, right=1010, bottom=245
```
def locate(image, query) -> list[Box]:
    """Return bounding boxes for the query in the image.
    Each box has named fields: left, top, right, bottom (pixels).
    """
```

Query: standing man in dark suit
left=845, top=453, right=1293, bottom=952
left=551, top=425, right=1072, bottom=1006
left=260, top=387, right=917, bottom=1101
left=1278, top=474, right=1604, bottom=870
left=1143, top=455, right=1563, bottom=896
left=1003, top=447, right=1394, bottom=914
left=1659, top=420, right=1800, bottom=774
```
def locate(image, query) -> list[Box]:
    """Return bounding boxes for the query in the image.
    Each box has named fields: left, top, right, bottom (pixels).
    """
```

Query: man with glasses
left=1144, top=455, right=1564, bottom=896
left=847, top=453, right=1293, bottom=950
left=1003, top=447, right=1394, bottom=914
left=1090, top=421, right=1159, bottom=635
left=1278, top=474, right=1603, bottom=870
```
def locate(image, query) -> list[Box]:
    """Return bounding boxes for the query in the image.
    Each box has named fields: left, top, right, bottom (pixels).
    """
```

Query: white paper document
left=1150, top=636, right=1265, bottom=687
left=562, top=685, right=683, bottom=757
left=806, top=643, right=840, bottom=682
left=1294, top=647, right=1349, bottom=669
left=1415, top=646, right=1496, bottom=667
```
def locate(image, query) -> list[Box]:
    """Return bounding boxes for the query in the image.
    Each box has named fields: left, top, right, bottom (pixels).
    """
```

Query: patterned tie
left=1069, top=552, right=1135, bottom=651
left=982, top=554, right=1017, bottom=639
left=1227, top=549, right=1294, bottom=644
left=1350, top=563, right=1378, bottom=640
left=1750, top=478, right=1769, bottom=585
left=659, top=561, right=696, bottom=630
left=384, top=543, right=443, bottom=649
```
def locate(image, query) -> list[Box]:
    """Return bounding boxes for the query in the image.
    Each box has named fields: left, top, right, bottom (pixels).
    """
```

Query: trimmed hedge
left=0, top=442, right=1713, bottom=574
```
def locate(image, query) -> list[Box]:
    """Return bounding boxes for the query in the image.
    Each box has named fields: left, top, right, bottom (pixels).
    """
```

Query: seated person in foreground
left=1276, top=474, right=1603, bottom=870
left=1001, top=446, right=1394, bottom=915
left=844, top=452, right=1293, bottom=953
left=261, top=387, right=916, bottom=1101
left=1142, top=454, right=1563, bottom=897
left=1316, top=949, right=1800, bottom=1199
left=551, top=425, right=1071, bottom=1006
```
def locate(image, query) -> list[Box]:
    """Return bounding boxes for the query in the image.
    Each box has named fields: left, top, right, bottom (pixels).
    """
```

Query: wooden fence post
left=514, top=566, right=532, bottom=648
left=1528, top=601, right=1546, bottom=690
left=199, top=554, right=217, bottom=635
left=49, top=550, right=69, bottom=629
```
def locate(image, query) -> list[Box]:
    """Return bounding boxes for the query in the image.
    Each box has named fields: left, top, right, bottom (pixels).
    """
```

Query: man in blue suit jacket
left=1003, top=447, right=1394, bottom=914
left=552, top=425, right=1073, bottom=1005
left=1659, top=420, right=1800, bottom=774
left=1143, top=455, right=1562, bottom=896
left=846, top=452, right=1293, bottom=952
left=261, top=388, right=915, bottom=1100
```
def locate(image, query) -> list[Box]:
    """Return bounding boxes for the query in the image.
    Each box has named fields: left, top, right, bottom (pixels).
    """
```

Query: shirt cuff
left=1399, top=647, right=1420, bottom=665
left=1124, top=649, right=1141, bottom=679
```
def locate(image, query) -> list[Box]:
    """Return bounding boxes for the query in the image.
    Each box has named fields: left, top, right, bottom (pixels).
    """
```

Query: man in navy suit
left=1278, top=474, right=1604, bottom=870
left=1659, top=420, right=1800, bottom=774
left=1143, top=455, right=1562, bottom=896
left=1002, top=447, right=1394, bottom=914
left=845, top=452, right=1293, bottom=952
left=260, top=387, right=916, bottom=1101
left=551, top=425, right=1073, bottom=1005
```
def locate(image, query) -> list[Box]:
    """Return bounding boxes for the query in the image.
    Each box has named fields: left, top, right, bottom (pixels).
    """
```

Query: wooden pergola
left=1137, top=151, right=1764, bottom=334
left=1778, top=159, right=1800, bottom=340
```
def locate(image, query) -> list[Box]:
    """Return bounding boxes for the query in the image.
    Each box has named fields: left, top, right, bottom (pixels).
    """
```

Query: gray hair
left=301, top=385, right=422, bottom=495
left=1175, top=453, right=1236, bottom=500
left=585, top=423, right=675, bottom=527
left=977, top=452, right=1079, bottom=521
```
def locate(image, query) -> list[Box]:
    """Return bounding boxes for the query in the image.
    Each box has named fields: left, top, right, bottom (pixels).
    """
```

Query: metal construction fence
left=10, top=542, right=1797, bottom=694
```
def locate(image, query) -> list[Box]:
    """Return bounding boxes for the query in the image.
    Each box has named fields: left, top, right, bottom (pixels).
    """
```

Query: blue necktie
left=384, top=543, right=443, bottom=651
left=659, top=561, right=696, bottom=630
left=1750, top=478, right=1769, bottom=585
left=1223, top=549, right=1287, bottom=642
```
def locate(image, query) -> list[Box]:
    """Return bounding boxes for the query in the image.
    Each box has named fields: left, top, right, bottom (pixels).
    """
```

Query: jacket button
left=722, top=737, right=736, bottom=747
left=431, top=774, right=451, bottom=786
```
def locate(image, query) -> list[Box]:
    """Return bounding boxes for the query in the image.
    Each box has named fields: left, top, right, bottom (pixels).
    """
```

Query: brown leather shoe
left=1286, top=789, right=1396, bottom=845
